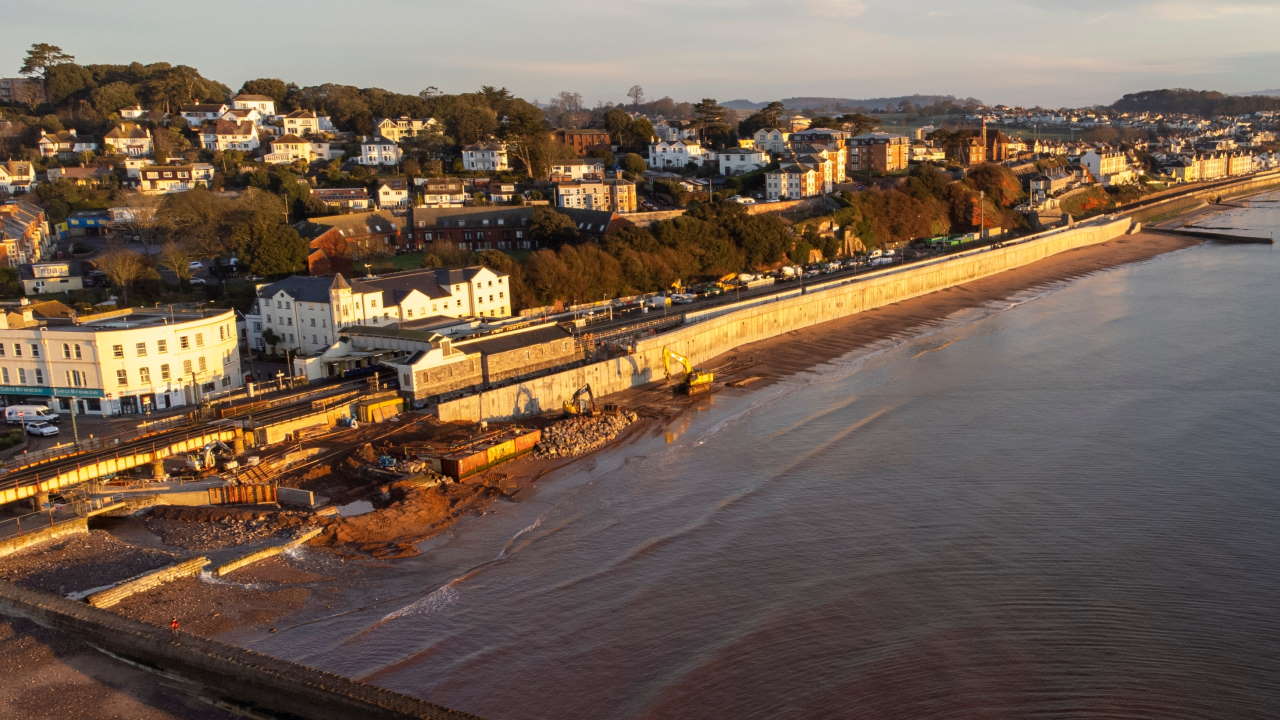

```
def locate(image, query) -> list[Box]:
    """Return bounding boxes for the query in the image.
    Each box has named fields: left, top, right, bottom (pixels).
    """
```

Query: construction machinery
left=663, top=347, right=714, bottom=396
left=563, top=384, right=597, bottom=416
left=184, top=441, right=234, bottom=475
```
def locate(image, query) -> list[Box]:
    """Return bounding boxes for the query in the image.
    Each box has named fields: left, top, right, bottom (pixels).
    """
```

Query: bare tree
left=114, top=192, right=163, bottom=247
left=94, top=246, right=148, bottom=305
left=627, top=85, right=645, bottom=108
left=158, top=240, right=193, bottom=284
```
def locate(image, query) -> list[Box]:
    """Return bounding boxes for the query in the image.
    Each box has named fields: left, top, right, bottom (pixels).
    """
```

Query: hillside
left=722, top=94, right=980, bottom=113
left=1110, top=89, right=1280, bottom=116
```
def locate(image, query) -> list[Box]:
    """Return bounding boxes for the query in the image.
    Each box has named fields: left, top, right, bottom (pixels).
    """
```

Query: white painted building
left=462, top=143, right=510, bottom=172
left=717, top=148, right=769, bottom=175
left=752, top=128, right=791, bottom=154
left=358, top=137, right=403, bottom=166
left=246, top=267, right=511, bottom=355
left=231, top=94, right=276, bottom=117
left=765, top=163, right=820, bottom=201
left=0, top=305, right=241, bottom=416
left=648, top=140, right=708, bottom=169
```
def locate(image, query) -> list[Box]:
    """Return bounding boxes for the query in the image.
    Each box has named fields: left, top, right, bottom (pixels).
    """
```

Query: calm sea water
left=247, top=196, right=1280, bottom=719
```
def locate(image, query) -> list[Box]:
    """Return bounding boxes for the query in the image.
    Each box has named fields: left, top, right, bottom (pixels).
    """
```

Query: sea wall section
left=438, top=215, right=1133, bottom=422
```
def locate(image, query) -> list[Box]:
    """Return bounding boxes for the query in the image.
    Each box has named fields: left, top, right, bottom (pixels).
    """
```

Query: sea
left=243, top=195, right=1280, bottom=719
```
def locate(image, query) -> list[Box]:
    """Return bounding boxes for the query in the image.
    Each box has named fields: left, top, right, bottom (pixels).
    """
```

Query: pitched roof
left=285, top=109, right=317, bottom=119
left=273, top=134, right=308, bottom=145
left=311, top=187, right=368, bottom=201
left=255, top=275, right=344, bottom=303
left=294, top=210, right=404, bottom=240
left=104, top=123, right=150, bottom=140
left=234, top=94, right=274, bottom=102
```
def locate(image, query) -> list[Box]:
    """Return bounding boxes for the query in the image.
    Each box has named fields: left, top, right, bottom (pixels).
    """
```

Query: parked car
left=188, top=260, right=204, bottom=270
left=25, top=421, right=59, bottom=437
left=189, top=277, right=208, bottom=286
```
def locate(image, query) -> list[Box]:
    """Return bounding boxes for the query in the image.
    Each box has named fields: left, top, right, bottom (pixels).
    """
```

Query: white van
left=5, top=405, right=58, bottom=425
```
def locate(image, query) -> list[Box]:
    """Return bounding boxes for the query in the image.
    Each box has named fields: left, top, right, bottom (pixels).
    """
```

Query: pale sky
left=4, top=0, right=1280, bottom=108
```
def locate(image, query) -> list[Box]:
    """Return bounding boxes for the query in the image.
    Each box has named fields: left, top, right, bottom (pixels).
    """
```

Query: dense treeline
left=1110, top=89, right=1280, bottom=117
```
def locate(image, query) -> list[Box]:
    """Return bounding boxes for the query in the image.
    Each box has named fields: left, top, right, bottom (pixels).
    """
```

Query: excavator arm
left=662, top=347, right=714, bottom=395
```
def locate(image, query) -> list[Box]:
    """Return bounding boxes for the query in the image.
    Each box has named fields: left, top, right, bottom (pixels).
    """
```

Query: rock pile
left=144, top=507, right=311, bottom=551
left=535, top=410, right=639, bottom=459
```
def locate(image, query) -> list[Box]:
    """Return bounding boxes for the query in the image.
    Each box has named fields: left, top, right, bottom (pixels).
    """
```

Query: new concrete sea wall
left=0, top=580, right=480, bottom=719
left=438, top=215, right=1134, bottom=422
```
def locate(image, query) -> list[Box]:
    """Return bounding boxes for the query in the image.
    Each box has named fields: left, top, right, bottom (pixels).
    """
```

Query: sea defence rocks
left=535, top=411, right=639, bottom=459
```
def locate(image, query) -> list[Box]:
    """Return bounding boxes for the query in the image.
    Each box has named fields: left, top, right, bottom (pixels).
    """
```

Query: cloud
left=1148, top=1, right=1277, bottom=20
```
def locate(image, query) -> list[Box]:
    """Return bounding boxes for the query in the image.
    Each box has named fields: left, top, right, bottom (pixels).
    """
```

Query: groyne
left=0, top=580, right=479, bottom=719
left=438, top=215, right=1133, bottom=422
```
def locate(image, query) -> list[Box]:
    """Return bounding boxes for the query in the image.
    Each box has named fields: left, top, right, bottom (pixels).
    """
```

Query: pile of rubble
left=534, top=410, right=639, bottom=459
left=144, top=507, right=312, bottom=551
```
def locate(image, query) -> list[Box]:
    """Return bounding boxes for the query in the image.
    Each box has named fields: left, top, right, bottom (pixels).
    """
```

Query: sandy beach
left=0, top=228, right=1202, bottom=718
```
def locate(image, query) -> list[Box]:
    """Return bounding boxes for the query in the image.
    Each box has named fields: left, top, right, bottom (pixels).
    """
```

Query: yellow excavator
left=663, top=347, right=714, bottom=395
left=563, top=384, right=597, bottom=416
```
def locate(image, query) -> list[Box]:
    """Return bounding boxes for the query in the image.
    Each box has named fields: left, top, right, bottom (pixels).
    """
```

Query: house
left=37, top=129, right=98, bottom=158
left=45, top=166, right=115, bottom=186
left=377, top=179, right=410, bottom=208
left=119, top=105, right=146, bottom=120
left=0, top=200, right=52, bottom=267
left=138, top=164, right=214, bottom=194
left=220, top=107, right=263, bottom=127
left=418, top=177, right=468, bottom=207
left=311, top=187, right=371, bottom=212
left=790, top=127, right=851, bottom=148
left=486, top=181, right=517, bottom=204
left=405, top=206, right=619, bottom=252
left=20, top=260, right=84, bottom=295
left=102, top=123, right=153, bottom=157
left=1079, top=149, right=1135, bottom=187
left=245, top=265, right=512, bottom=354
left=554, top=178, right=637, bottom=213
left=848, top=133, right=910, bottom=173
left=717, top=148, right=769, bottom=176
left=551, top=128, right=612, bottom=155
left=648, top=140, right=707, bottom=169
left=375, top=116, right=438, bottom=142
left=197, top=120, right=260, bottom=153
left=179, top=103, right=228, bottom=126
left=265, top=134, right=311, bottom=163
left=0, top=77, right=45, bottom=106
left=653, top=120, right=698, bottom=143
left=358, top=137, right=403, bottom=166
left=0, top=161, right=36, bottom=195
left=549, top=159, right=605, bottom=181
left=295, top=211, right=405, bottom=274
left=765, top=163, right=820, bottom=201
left=231, top=94, right=276, bottom=117
left=282, top=109, right=321, bottom=136
left=462, top=142, right=509, bottom=172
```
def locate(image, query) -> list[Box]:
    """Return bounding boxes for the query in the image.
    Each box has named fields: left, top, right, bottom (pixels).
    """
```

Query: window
left=219, top=325, right=226, bottom=340
left=17, top=368, right=25, bottom=384
left=34, top=369, right=43, bottom=385
left=160, top=364, right=170, bottom=381
left=183, top=359, right=192, bottom=374
left=139, top=367, right=150, bottom=383
left=309, top=318, right=316, bottom=327
left=180, top=336, right=190, bottom=350
left=112, top=344, right=123, bottom=358
left=30, top=344, right=38, bottom=358
left=136, top=342, right=147, bottom=357
left=116, top=369, right=127, bottom=386
left=195, top=333, right=204, bottom=347
left=0, top=344, right=5, bottom=357
left=62, top=343, right=71, bottom=359
left=157, top=339, right=167, bottom=353
left=1, top=368, right=8, bottom=383
left=74, top=344, right=81, bottom=359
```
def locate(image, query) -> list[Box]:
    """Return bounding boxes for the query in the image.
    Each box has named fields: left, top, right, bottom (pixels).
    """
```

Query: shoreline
left=0, top=222, right=1214, bottom=718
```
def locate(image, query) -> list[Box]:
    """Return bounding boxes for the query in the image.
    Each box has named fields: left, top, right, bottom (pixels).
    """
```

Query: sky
left=4, top=0, right=1280, bottom=108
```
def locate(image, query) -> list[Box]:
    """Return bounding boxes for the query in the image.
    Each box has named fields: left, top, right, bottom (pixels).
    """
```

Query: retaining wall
left=438, top=215, right=1132, bottom=422
left=86, top=556, right=210, bottom=608
left=0, top=581, right=477, bottom=719
left=0, top=517, right=87, bottom=559
left=213, top=527, right=324, bottom=577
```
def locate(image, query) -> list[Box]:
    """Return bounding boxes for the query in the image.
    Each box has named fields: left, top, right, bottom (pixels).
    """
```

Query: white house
left=752, top=128, right=791, bottom=154
left=119, top=105, right=146, bottom=120
left=377, top=179, right=410, bottom=208
left=281, top=109, right=321, bottom=137
left=231, top=93, right=276, bottom=117
left=179, top=103, right=228, bottom=126
left=246, top=266, right=511, bottom=355
left=197, top=120, right=260, bottom=153
left=717, top=148, right=769, bottom=175
left=548, top=159, right=605, bottom=181
left=462, top=142, right=510, bottom=172
left=358, top=137, right=403, bottom=166
left=102, top=123, right=153, bottom=157
left=0, top=161, right=36, bottom=195
left=648, top=140, right=707, bottom=169
left=1079, top=149, right=1136, bottom=187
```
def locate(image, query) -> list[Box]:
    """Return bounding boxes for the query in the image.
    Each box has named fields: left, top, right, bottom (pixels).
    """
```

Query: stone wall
left=86, top=556, right=210, bottom=608
left=438, top=215, right=1132, bottom=422
left=0, top=517, right=87, bottom=559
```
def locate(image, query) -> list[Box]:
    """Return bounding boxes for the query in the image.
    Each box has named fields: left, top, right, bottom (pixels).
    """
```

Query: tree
left=94, top=245, right=148, bottom=304
left=739, top=101, right=786, bottom=138
left=20, top=43, right=74, bottom=78
left=621, top=153, right=646, bottom=176
left=529, top=207, right=580, bottom=248
left=238, top=78, right=291, bottom=107
left=627, top=85, right=645, bottom=108
left=159, top=241, right=193, bottom=284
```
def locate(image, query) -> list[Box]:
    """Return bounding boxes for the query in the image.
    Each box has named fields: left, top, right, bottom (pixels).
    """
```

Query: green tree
left=20, top=43, right=74, bottom=78
left=529, top=207, right=580, bottom=247
left=238, top=78, right=292, bottom=107
left=621, top=153, right=646, bottom=176
left=90, top=81, right=139, bottom=116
